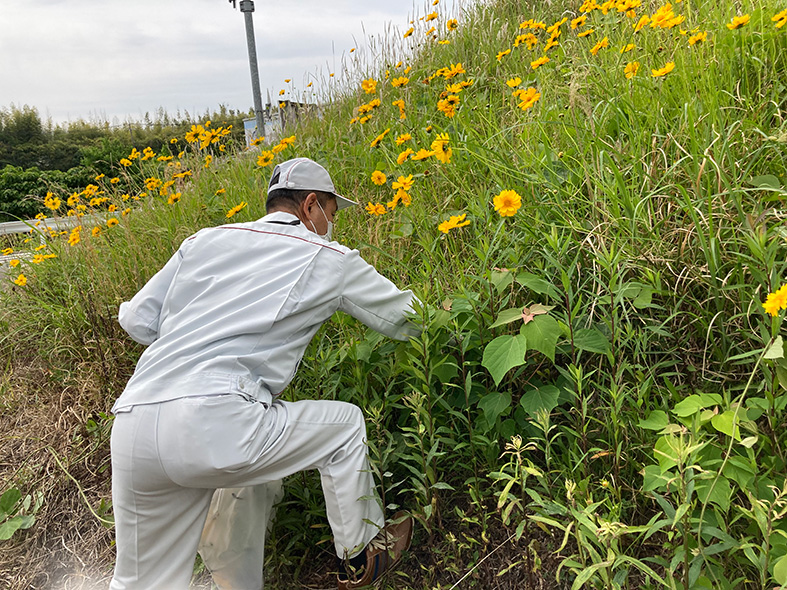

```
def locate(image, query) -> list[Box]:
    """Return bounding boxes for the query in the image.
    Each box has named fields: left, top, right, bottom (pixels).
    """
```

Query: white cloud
left=0, top=0, right=461, bottom=124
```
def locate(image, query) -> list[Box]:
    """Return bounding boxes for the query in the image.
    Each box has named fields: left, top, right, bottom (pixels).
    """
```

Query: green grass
left=2, top=0, right=787, bottom=588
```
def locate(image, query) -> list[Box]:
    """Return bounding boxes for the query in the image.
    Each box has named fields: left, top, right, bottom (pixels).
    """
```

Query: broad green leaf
left=573, top=328, right=610, bottom=354
left=749, top=174, right=781, bottom=190
left=633, top=286, right=655, bottom=309
left=520, top=385, right=560, bottom=417
left=642, top=464, right=672, bottom=492
left=478, top=391, right=512, bottom=424
left=490, top=269, right=514, bottom=293
left=515, top=272, right=560, bottom=299
left=773, top=554, right=787, bottom=585
left=695, top=476, right=732, bottom=512
left=740, top=436, right=758, bottom=448
left=711, top=410, right=741, bottom=441
left=722, top=456, right=755, bottom=490
left=482, top=334, right=527, bottom=385
left=0, top=488, right=21, bottom=515
left=765, top=336, right=784, bottom=360
left=673, top=394, right=720, bottom=418
left=654, top=435, right=679, bottom=472
left=776, top=361, right=787, bottom=391
left=0, top=514, right=34, bottom=541
left=639, top=410, right=669, bottom=431
left=519, top=314, right=561, bottom=361
left=490, top=308, right=526, bottom=328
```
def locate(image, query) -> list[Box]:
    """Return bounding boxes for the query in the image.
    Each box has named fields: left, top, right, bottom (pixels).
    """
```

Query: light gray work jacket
left=113, top=211, right=418, bottom=413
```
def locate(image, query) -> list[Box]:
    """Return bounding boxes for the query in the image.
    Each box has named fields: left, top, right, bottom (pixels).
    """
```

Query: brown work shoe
left=337, top=512, right=414, bottom=589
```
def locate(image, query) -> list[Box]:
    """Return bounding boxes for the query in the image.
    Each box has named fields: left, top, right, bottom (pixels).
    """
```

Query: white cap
left=267, top=157, right=358, bottom=210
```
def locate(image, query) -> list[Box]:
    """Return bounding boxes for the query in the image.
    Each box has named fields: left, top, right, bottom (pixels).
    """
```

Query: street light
left=229, top=0, right=265, bottom=141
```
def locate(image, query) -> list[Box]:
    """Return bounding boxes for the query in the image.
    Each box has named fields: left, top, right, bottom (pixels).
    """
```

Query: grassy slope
left=2, top=0, right=787, bottom=588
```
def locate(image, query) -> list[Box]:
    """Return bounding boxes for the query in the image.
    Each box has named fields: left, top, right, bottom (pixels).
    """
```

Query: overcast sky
left=0, top=0, right=461, bottom=126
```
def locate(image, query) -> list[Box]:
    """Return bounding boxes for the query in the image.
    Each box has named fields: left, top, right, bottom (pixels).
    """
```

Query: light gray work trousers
left=109, top=394, right=383, bottom=590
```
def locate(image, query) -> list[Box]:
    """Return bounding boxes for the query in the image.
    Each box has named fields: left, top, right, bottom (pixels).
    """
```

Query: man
left=110, top=157, right=417, bottom=590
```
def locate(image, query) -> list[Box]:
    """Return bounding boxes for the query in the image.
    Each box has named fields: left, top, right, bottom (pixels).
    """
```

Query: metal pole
left=239, top=0, right=265, bottom=140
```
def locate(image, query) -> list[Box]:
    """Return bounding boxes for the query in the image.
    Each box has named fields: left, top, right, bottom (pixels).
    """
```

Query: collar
left=260, top=211, right=301, bottom=224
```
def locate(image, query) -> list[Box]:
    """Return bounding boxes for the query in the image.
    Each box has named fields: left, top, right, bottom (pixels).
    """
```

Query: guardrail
left=0, top=216, right=85, bottom=237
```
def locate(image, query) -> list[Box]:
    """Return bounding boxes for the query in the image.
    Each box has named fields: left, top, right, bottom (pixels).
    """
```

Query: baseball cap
left=267, top=157, right=358, bottom=210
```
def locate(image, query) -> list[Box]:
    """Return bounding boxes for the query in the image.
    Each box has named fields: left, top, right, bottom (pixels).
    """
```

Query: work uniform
left=110, top=210, right=418, bottom=590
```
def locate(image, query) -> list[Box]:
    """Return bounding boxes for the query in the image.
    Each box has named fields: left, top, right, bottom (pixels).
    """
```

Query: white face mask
left=309, top=200, right=333, bottom=241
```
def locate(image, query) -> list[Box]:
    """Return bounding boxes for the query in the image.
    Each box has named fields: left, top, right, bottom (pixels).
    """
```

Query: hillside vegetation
left=2, top=0, right=787, bottom=588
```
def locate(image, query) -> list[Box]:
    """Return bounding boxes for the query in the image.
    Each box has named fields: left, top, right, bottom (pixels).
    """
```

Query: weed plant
left=2, top=0, right=787, bottom=588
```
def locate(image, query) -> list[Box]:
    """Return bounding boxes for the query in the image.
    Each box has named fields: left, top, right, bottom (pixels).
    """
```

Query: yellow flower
left=431, top=133, right=452, bottom=164
left=763, top=284, right=787, bottom=316
left=426, top=11, right=438, bottom=21
left=634, top=15, right=650, bottom=32
left=493, top=189, right=522, bottom=217
left=272, top=143, right=287, bottom=154
left=571, top=15, right=588, bottom=29
left=590, top=37, right=609, bottom=55
left=122, top=208, right=131, bottom=216
left=496, top=49, right=512, bottom=61
left=726, top=14, right=750, bottom=30
left=204, top=155, right=213, bottom=168
left=370, top=128, right=391, bottom=148
left=216, top=188, right=226, bottom=195
left=531, top=56, right=550, bottom=69
left=226, top=202, right=247, bottom=218
left=620, top=43, right=635, bottom=53
left=425, top=26, right=436, bottom=36
left=391, top=76, right=409, bottom=88
left=516, top=87, right=541, bottom=111
left=578, top=28, right=594, bottom=38
left=107, top=217, right=119, bottom=228
left=9, top=259, right=20, bottom=267
left=365, top=202, right=387, bottom=216
left=651, top=61, right=675, bottom=77
left=624, top=61, right=640, bottom=79
left=91, top=226, right=101, bottom=237
left=362, top=78, right=378, bottom=94
left=371, top=170, right=387, bottom=185
left=411, top=148, right=435, bottom=161
left=120, top=158, right=132, bottom=167
left=447, top=19, right=458, bottom=30
left=437, top=95, right=459, bottom=118
left=168, top=193, right=181, bottom=205
left=506, top=77, right=522, bottom=88
left=403, top=26, right=414, bottom=38
left=438, top=213, right=470, bottom=233
left=387, top=188, right=412, bottom=210
left=68, top=228, right=81, bottom=245
left=688, top=31, right=707, bottom=45
left=170, top=138, right=178, bottom=144
left=397, top=149, right=414, bottom=164
left=395, top=133, right=412, bottom=145
left=94, top=173, right=105, bottom=181
left=110, top=177, right=121, bottom=183
left=13, top=274, right=27, bottom=286
left=392, top=175, right=414, bottom=191
left=773, top=10, right=787, bottom=28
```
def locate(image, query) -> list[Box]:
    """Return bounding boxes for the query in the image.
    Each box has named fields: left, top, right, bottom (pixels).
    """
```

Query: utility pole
left=229, top=0, right=265, bottom=140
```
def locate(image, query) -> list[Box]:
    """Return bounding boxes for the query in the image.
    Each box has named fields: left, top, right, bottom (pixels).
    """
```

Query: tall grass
left=2, top=0, right=787, bottom=588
